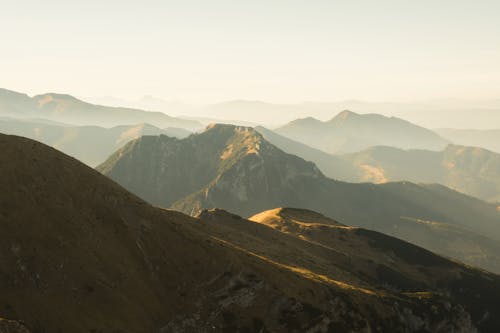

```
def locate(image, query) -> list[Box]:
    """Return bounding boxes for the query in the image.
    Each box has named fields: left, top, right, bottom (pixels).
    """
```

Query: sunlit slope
left=99, top=124, right=500, bottom=273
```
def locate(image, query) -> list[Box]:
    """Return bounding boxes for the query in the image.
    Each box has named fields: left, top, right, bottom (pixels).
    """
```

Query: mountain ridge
left=5, top=133, right=500, bottom=331
left=276, top=110, right=449, bottom=153
left=258, top=126, right=500, bottom=202
left=0, top=117, right=191, bottom=166
left=0, top=88, right=202, bottom=130
left=98, top=124, right=500, bottom=273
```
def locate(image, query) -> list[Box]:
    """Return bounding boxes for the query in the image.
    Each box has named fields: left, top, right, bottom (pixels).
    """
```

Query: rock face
left=3, top=133, right=500, bottom=332
left=98, top=124, right=324, bottom=216
left=98, top=124, right=500, bottom=274
left=275, top=110, right=449, bottom=154
left=0, top=319, right=30, bottom=333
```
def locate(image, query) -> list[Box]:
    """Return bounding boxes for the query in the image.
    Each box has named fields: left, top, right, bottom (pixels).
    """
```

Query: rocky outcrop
left=0, top=319, right=30, bottom=333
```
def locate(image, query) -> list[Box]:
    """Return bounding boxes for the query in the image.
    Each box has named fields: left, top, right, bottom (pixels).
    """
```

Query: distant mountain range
left=2, top=133, right=500, bottom=332
left=340, top=145, right=500, bottom=202
left=98, top=124, right=500, bottom=273
left=0, top=117, right=191, bottom=166
left=82, top=96, right=500, bottom=129
left=275, top=111, right=449, bottom=153
left=436, top=128, right=500, bottom=153
left=0, top=88, right=202, bottom=130
left=257, top=126, right=500, bottom=202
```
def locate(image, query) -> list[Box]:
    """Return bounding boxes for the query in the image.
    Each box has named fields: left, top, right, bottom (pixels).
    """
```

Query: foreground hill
left=98, top=124, right=500, bottom=273
left=0, top=88, right=201, bottom=130
left=0, top=117, right=190, bottom=166
left=436, top=128, right=500, bottom=154
left=2, top=133, right=500, bottom=332
left=275, top=110, right=449, bottom=153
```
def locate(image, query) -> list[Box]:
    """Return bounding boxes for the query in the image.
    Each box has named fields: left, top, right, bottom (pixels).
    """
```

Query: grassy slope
left=6, top=134, right=500, bottom=331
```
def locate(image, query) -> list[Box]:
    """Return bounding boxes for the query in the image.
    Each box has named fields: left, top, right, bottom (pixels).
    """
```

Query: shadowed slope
left=339, top=144, right=500, bottom=202
left=3, top=134, right=500, bottom=331
left=98, top=124, right=500, bottom=274
left=258, top=127, right=500, bottom=202
left=199, top=208, right=500, bottom=332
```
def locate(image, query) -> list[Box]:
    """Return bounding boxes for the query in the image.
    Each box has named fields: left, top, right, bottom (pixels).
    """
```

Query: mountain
left=0, top=117, right=191, bottom=166
left=201, top=99, right=500, bottom=129
left=0, top=89, right=37, bottom=118
left=275, top=110, right=449, bottom=154
left=3, top=133, right=500, bottom=332
left=0, top=88, right=202, bottom=130
left=98, top=124, right=500, bottom=273
left=436, top=128, right=500, bottom=154
left=255, top=127, right=500, bottom=202
left=255, top=125, right=358, bottom=180
left=339, top=145, right=500, bottom=202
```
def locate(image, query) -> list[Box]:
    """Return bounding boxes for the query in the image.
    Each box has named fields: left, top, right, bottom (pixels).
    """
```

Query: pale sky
left=1, top=0, right=499, bottom=103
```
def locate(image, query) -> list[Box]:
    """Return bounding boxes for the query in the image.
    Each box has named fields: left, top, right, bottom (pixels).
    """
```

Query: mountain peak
left=34, top=92, right=81, bottom=102
left=203, top=123, right=264, bottom=152
left=33, top=93, right=86, bottom=109
left=250, top=207, right=344, bottom=227
left=196, top=208, right=243, bottom=221
left=333, top=109, right=359, bottom=121
left=205, top=122, right=253, bottom=132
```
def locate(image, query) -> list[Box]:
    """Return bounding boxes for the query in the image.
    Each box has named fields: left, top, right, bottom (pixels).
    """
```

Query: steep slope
left=275, top=110, right=449, bottom=153
left=436, top=128, right=500, bottom=154
left=98, top=124, right=325, bottom=215
left=0, top=117, right=190, bottom=166
left=255, top=125, right=358, bottom=180
left=199, top=208, right=500, bottom=332
left=5, top=134, right=500, bottom=332
left=98, top=124, right=500, bottom=273
left=0, top=88, right=202, bottom=130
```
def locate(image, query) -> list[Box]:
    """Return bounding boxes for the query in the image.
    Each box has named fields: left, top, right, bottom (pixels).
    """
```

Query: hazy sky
left=2, top=0, right=499, bottom=103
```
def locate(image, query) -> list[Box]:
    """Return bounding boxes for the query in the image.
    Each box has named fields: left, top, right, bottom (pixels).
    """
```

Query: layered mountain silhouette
left=2, top=133, right=500, bottom=332
left=275, top=110, right=449, bottom=153
left=0, top=88, right=201, bottom=130
left=339, top=145, right=500, bottom=202
left=255, top=125, right=358, bottom=180
left=98, top=124, right=500, bottom=273
left=437, top=128, right=500, bottom=154
left=0, top=117, right=190, bottom=166
left=257, top=127, right=500, bottom=202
